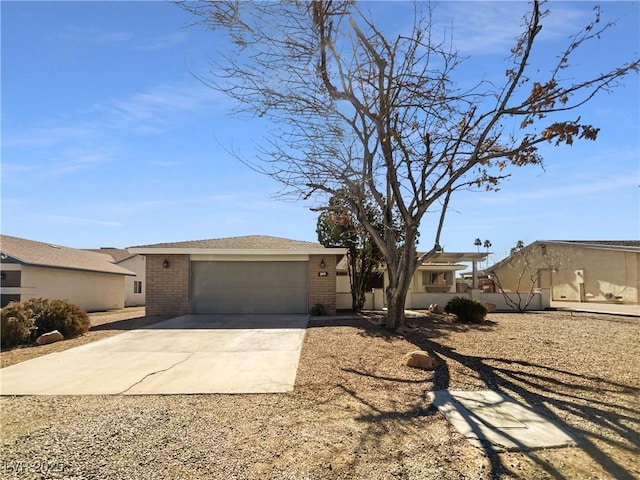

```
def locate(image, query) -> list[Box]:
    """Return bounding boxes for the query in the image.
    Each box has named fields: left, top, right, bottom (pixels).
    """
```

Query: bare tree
left=180, top=0, right=638, bottom=331
left=491, top=241, right=561, bottom=312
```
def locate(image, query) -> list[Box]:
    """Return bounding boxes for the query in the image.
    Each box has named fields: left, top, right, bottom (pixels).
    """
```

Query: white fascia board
left=540, top=240, right=640, bottom=253
left=128, top=248, right=347, bottom=256
left=417, top=264, right=467, bottom=271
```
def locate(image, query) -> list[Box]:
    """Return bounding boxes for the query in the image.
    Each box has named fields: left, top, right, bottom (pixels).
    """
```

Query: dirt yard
left=1, top=308, right=638, bottom=479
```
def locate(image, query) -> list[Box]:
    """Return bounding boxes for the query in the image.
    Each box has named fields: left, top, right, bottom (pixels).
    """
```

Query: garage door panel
left=191, top=262, right=308, bottom=314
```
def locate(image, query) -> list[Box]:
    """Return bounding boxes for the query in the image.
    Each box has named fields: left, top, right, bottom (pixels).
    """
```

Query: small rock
left=481, top=302, right=497, bottom=313
left=36, top=330, right=64, bottom=345
left=428, top=303, right=444, bottom=314
left=402, top=350, right=437, bottom=370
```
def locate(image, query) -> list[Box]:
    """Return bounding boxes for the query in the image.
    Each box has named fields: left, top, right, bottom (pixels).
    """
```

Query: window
left=133, top=281, right=143, bottom=294
left=422, top=271, right=452, bottom=286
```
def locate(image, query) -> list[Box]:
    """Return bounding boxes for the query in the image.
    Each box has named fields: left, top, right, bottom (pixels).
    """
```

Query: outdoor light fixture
left=320, top=259, right=325, bottom=269
left=163, top=259, right=170, bottom=269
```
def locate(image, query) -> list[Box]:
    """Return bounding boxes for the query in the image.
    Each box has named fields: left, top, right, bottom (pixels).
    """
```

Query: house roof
left=0, top=235, right=135, bottom=276
left=84, top=248, right=136, bottom=263
left=129, top=235, right=346, bottom=255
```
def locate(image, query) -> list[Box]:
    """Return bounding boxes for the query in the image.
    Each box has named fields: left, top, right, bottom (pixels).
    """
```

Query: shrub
left=1, top=298, right=90, bottom=348
left=310, top=303, right=327, bottom=316
left=444, top=296, right=488, bottom=324
left=1, top=302, right=35, bottom=348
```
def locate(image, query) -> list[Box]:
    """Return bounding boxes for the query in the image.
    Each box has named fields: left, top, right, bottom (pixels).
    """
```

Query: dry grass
left=0, top=308, right=638, bottom=479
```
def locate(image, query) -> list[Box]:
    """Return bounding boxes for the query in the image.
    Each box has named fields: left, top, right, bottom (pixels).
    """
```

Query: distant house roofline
left=1, top=235, right=135, bottom=276
left=486, top=239, right=640, bottom=272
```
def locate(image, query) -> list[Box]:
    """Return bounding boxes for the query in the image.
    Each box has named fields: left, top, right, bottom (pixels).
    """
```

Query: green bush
left=0, top=298, right=90, bottom=348
left=310, top=303, right=327, bottom=316
left=444, top=296, right=487, bottom=324
left=1, top=302, right=35, bottom=348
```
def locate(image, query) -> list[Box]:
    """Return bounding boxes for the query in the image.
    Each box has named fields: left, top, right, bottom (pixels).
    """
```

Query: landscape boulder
left=36, top=330, right=64, bottom=346
left=402, top=350, right=437, bottom=370
left=480, top=302, right=497, bottom=313
left=428, top=303, right=444, bottom=314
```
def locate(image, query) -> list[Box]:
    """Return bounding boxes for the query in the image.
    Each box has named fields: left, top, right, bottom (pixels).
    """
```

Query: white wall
left=408, top=289, right=549, bottom=311
left=20, top=266, right=126, bottom=312
left=120, top=255, right=146, bottom=307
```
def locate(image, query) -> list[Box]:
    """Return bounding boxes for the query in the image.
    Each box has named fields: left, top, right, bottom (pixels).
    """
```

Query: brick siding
left=145, top=254, right=190, bottom=316
left=308, top=254, right=337, bottom=315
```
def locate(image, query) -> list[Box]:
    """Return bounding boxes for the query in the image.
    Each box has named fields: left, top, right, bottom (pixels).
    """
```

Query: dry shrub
left=1, top=298, right=90, bottom=348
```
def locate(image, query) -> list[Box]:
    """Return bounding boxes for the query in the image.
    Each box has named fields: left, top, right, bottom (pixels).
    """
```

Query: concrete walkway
left=429, top=390, right=576, bottom=451
left=0, top=314, right=309, bottom=395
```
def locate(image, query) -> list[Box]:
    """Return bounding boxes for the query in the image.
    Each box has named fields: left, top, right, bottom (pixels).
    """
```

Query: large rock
left=428, top=303, right=444, bottom=314
left=402, top=350, right=437, bottom=370
left=36, top=330, right=64, bottom=346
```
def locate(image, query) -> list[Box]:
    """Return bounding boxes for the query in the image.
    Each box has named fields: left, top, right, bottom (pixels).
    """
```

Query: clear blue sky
left=2, top=1, right=638, bottom=263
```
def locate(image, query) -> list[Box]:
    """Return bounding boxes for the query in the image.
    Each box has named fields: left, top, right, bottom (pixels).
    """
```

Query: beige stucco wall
left=20, top=265, right=126, bottom=312
left=120, top=255, right=146, bottom=307
left=493, top=244, right=639, bottom=304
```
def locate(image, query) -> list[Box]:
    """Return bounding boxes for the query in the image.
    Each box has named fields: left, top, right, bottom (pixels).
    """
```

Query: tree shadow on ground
left=404, top=325, right=640, bottom=480
left=89, top=315, right=170, bottom=331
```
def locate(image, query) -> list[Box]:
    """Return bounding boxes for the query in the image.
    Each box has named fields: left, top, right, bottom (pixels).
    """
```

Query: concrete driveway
left=0, top=314, right=309, bottom=395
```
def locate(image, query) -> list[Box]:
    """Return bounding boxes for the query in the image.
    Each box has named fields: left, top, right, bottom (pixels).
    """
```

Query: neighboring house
left=0, top=235, right=135, bottom=311
left=85, top=248, right=146, bottom=307
left=488, top=240, right=640, bottom=305
left=128, top=235, right=347, bottom=316
left=336, top=252, right=488, bottom=310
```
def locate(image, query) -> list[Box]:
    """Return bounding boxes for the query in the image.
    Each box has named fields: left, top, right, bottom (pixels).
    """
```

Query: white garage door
left=191, top=261, right=308, bottom=314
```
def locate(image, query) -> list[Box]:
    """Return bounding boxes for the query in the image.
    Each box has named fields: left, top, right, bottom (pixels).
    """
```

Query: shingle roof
left=0, top=235, right=135, bottom=275
left=84, top=248, right=135, bottom=263
left=130, top=235, right=325, bottom=251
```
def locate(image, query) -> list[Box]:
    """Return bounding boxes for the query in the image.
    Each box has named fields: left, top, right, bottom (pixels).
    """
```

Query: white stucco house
left=86, top=248, right=146, bottom=307
left=337, top=251, right=489, bottom=310
left=0, top=235, right=135, bottom=312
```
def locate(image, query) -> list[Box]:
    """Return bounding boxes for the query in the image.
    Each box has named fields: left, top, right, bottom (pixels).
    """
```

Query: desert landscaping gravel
left=1, top=308, right=638, bottom=479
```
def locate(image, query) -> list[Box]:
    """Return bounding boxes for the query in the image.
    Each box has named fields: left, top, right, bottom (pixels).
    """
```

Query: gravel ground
left=1, top=309, right=638, bottom=479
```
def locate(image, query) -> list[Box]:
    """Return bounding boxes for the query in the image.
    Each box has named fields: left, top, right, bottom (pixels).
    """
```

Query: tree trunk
left=384, top=253, right=416, bottom=331
left=385, top=286, right=407, bottom=331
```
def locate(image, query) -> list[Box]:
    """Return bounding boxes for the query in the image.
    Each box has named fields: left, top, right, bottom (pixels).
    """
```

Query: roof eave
left=23, top=263, right=135, bottom=276
left=128, top=247, right=348, bottom=255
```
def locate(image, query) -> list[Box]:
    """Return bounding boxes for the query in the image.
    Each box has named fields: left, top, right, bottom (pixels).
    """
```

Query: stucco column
left=472, top=261, right=478, bottom=289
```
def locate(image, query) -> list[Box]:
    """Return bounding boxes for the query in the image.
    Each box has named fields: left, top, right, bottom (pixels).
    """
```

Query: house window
left=422, top=271, right=452, bottom=286
left=0, top=270, right=21, bottom=287
left=133, top=281, right=143, bottom=294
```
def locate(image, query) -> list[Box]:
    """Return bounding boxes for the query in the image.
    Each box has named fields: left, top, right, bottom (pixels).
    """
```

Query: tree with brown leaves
left=181, top=1, right=638, bottom=331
